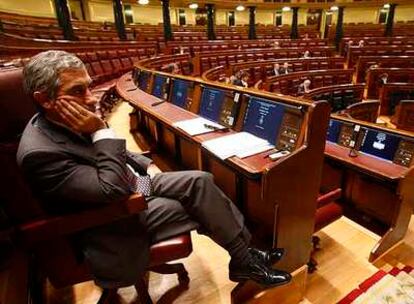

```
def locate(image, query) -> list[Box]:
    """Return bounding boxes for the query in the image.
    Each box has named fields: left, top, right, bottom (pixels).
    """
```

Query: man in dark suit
left=17, top=51, right=290, bottom=290
left=279, top=62, right=292, bottom=75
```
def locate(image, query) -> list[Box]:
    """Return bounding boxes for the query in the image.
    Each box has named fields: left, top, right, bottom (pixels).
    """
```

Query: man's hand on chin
left=54, top=96, right=106, bottom=134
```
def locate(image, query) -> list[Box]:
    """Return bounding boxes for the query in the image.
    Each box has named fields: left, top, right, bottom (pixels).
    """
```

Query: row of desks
left=117, top=71, right=330, bottom=302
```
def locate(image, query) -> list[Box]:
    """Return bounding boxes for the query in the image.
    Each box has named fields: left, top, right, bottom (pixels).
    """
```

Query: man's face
left=54, top=68, right=96, bottom=112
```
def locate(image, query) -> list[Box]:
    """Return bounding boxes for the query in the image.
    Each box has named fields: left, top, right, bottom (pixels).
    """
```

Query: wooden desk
left=323, top=124, right=414, bottom=262
left=379, top=83, right=414, bottom=115
left=354, top=55, right=414, bottom=84
left=365, top=68, right=414, bottom=99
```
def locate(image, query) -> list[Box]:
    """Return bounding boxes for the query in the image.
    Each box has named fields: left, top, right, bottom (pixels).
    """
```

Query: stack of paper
left=173, top=117, right=226, bottom=136
left=202, top=132, right=274, bottom=160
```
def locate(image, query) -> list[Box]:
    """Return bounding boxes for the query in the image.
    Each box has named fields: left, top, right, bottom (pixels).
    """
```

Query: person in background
left=273, top=63, right=281, bottom=76
left=358, top=40, right=365, bottom=47
left=231, top=70, right=243, bottom=85
left=378, top=73, right=389, bottom=85
left=297, top=79, right=311, bottom=95
left=240, top=73, right=249, bottom=88
left=229, top=75, right=237, bottom=85
left=280, top=62, right=291, bottom=75
left=302, top=50, right=310, bottom=58
left=164, top=63, right=181, bottom=74
left=273, top=41, right=280, bottom=49
left=344, top=40, right=353, bottom=54
left=303, top=33, right=310, bottom=40
left=17, top=50, right=292, bottom=291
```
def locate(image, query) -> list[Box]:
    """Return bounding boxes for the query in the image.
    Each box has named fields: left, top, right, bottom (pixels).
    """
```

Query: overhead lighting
left=236, top=5, right=245, bottom=11
left=383, top=3, right=390, bottom=9
left=330, top=6, right=338, bottom=11
left=189, top=3, right=198, bottom=9
left=326, top=11, right=333, bottom=15
left=138, top=0, right=149, bottom=4
left=282, top=6, right=291, bottom=12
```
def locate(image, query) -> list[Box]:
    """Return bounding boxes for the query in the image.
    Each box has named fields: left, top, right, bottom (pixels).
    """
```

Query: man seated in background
left=378, top=72, right=389, bottom=85
left=302, top=50, right=310, bottom=59
left=273, top=63, right=281, bottom=76
left=297, top=79, right=311, bottom=95
left=17, top=50, right=291, bottom=291
left=232, top=70, right=243, bottom=86
left=280, top=62, right=291, bottom=75
left=164, top=62, right=181, bottom=74
left=240, top=72, right=250, bottom=88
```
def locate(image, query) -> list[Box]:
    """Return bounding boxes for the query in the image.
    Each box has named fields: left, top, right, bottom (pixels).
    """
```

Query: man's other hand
left=147, top=163, right=162, bottom=179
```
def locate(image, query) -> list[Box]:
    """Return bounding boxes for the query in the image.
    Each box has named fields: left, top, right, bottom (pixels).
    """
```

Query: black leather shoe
left=229, top=258, right=292, bottom=287
left=249, top=247, right=285, bottom=266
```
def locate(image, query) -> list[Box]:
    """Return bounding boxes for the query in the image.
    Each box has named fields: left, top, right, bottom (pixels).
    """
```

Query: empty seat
left=120, top=57, right=133, bottom=70
left=86, top=52, right=98, bottom=62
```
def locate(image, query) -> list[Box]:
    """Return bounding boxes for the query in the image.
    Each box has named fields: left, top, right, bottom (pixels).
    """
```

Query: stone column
left=53, top=0, right=75, bottom=40
left=113, top=0, right=127, bottom=40
left=248, top=6, right=256, bottom=40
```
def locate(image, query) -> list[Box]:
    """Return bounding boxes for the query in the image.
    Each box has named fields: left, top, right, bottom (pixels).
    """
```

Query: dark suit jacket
left=232, top=78, right=243, bottom=86
left=17, top=114, right=153, bottom=288
left=279, top=67, right=291, bottom=75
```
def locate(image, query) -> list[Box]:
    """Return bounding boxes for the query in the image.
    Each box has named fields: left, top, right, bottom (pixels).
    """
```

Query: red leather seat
left=308, top=188, right=343, bottom=272
left=120, top=57, right=133, bottom=70
left=314, top=188, right=343, bottom=232
left=86, top=52, right=98, bottom=62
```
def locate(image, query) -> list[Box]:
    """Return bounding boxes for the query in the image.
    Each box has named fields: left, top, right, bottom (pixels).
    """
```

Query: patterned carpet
left=338, top=266, right=414, bottom=303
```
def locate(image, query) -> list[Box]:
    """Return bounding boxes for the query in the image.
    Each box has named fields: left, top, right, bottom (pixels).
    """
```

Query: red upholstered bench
left=308, top=188, right=343, bottom=272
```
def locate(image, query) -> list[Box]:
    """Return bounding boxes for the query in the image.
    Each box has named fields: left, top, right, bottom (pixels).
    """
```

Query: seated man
left=297, top=79, right=311, bottom=95
left=280, top=62, right=291, bottom=75
left=232, top=70, right=243, bottom=86
left=273, top=63, right=281, bottom=76
left=17, top=51, right=291, bottom=290
left=378, top=72, right=389, bottom=85
left=302, top=50, right=310, bottom=59
left=164, top=62, right=181, bottom=74
left=240, top=72, right=250, bottom=88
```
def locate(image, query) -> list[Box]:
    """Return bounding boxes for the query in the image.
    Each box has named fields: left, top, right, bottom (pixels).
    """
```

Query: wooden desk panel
left=325, top=142, right=406, bottom=181
left=323, top=141, right=414, bottom=262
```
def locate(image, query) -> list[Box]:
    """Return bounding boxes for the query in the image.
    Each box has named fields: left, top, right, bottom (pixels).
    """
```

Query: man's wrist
left=91, top=127, right=116, bottom=143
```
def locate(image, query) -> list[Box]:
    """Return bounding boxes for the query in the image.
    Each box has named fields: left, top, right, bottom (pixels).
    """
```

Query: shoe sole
left=229, top=274, right=291, bottom=287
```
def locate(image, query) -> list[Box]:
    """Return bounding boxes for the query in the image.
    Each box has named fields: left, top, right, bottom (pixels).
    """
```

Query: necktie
left=126, top=165, right=153, bottom=197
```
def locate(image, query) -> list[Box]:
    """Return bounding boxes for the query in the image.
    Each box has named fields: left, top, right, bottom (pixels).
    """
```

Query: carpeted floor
left=338, top=265, right=414, bottom=304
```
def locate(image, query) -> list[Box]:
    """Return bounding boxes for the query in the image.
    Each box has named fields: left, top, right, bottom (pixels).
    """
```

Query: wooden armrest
left=18, top=194, right=146, bottom=246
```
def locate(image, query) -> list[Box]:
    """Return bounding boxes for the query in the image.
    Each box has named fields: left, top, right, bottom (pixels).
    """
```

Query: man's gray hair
left=23, top=50, right=85, bottom=99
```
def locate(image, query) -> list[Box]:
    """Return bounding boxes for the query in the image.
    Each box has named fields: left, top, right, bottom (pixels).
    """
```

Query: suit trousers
left=147, top=170, right=251, bottom=247
left=81, top=170, right=250, bottom=288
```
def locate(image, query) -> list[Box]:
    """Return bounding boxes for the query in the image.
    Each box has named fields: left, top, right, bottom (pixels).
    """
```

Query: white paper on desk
left=236, top=143, right=274, bottom=158
left=173, top=117, right=225, bottom=136
left=202, top=132, right=274, bottom=160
